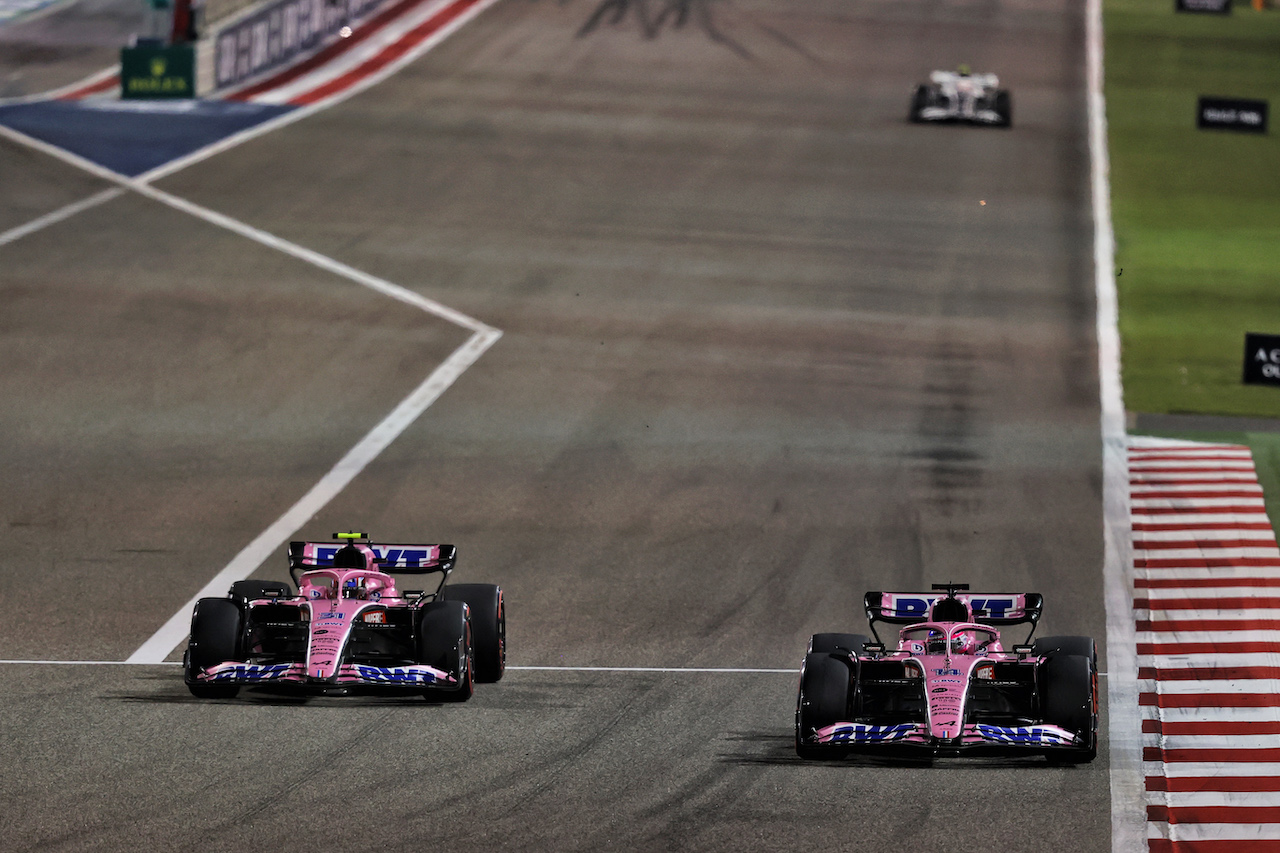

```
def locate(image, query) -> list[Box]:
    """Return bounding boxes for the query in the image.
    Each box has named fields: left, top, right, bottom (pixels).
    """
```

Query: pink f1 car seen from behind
left=184, top=532, right=505, bottom=701
left=795, top=584, right=1097, bottom=763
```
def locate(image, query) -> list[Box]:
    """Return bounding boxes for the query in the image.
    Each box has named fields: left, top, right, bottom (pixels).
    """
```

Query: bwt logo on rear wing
left=863, top=592, right=1043, bottom=626
left=288, top=542, right=457, bottom=573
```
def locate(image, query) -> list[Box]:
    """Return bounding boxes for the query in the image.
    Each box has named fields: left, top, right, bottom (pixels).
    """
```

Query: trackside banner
left=1244, top=333, right=1280, bottom=387
left=214, top=0, right=388, bottom=91
left=1176, top=0, right=1231, bottom=12
left=1198, top=97, right=1268, bottom=133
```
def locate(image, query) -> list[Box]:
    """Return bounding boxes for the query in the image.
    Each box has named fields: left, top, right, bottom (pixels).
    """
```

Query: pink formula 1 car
left=183, top=532, right=505, bottom=701
left=795, top=584, right=1097, bottom=763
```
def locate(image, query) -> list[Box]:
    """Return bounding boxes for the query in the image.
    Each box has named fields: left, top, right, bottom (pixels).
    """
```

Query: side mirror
left=1012, top=644, right=1034, bottom=657
left=861, top=642, right=886, bottom=655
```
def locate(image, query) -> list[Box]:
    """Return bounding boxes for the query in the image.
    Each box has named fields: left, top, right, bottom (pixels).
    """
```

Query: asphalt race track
left=0, top=0, right=1110, bottom=850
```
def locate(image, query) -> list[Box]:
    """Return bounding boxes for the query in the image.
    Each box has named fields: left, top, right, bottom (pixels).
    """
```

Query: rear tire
left=1034, top=636, right=1096, bottom=661
left=440, top=583, right=505, bottom=682
left=228, top=580, right=293, bottom=606
left=1041, top=653, right=1098, bottom=764
left=909, top=84, right=929, bottom=122
left=808, top=633, right=870, bottom=656
left=417, top=601, right=474, bottom=703
left=185, top=598, right=243, bottom=699
left=795, top=653, right=853, bottom=759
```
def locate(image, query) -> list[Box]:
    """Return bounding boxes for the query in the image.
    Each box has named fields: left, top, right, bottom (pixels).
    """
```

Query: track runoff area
left=3, top=1, right=1279, bottom=852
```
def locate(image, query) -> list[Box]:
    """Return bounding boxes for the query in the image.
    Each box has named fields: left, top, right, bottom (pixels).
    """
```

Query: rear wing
left=863, top=590, right=1043, bottom=633
left=288, top=541, right=457, bottom=575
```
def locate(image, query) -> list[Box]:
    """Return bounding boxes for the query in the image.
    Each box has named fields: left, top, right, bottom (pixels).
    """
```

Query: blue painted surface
left=0, top=99, right=295, bottom=177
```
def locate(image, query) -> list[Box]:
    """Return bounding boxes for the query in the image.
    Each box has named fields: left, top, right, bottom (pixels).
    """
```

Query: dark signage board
left=1177, top=0, right=1231, bottom=12
left=120, top=43, right=195, bottom=99
left=1199, top=97, right=1268, bottom=133
left=1244, top=333, right=1280, bottom=387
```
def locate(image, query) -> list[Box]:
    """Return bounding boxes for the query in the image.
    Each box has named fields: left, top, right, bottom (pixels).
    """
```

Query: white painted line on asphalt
left=0, top=71, right=505, bottom=668
left=0, top=121, right=131, bottom=184
left=0, top=660, right=1115, bottom=677
left=509, top=666, right=799, bottom=674
left=126, top=326, right=500, bottom=664
left=0, top=187, right=125, bottom=247
left=134, top=182, right=495, bottom=333
left=0, top=660, right=796, bottom=673
left=0, top=660, right=149, bottom=665
left=1089, top=0, right=1144, bottom=850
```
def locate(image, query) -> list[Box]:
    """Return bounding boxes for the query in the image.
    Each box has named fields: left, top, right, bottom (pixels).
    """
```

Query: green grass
left=1106, top=1, right=1280, bottom=514
left=1105, top=0, right=1280, bottom=418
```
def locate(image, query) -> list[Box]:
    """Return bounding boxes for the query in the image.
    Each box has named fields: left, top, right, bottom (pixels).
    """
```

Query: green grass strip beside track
left=1106, top=0, right=1280, bottom=501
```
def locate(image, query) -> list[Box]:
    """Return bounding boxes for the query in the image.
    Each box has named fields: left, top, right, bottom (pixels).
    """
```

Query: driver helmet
left=951, top=629, right=981, bottom=655
left=332, top=543, right=369, bottom=570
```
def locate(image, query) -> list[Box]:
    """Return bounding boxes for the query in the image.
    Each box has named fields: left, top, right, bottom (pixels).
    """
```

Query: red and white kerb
left=1132, top=437, right=1280, bottom=852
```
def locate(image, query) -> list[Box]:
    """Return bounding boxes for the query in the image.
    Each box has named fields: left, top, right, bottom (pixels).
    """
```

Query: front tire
left=185, top=598, right=243, bottom=699
left=909, top=84, right=929, bottom=122
left=1041, top=653, right=1098, bottom=764
left=795, top=653, right=854, bottom=759
left=417, top=601, right=474, bottom=703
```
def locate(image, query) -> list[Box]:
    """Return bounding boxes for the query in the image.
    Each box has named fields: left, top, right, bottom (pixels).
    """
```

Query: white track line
left=0, top=660, right=1113, bottom=678
left=0, top=187, right=125, bottom=247
left=0, top=660, right=798, bottom=673
left=1089, top=0, right=1144, bottom=849
left=126, top=327, right=499, bottom=664
left=0, top=9, right=504, bottom=664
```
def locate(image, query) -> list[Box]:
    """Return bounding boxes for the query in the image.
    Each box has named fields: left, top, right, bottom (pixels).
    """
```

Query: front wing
left=802, top=721, right=1084, bottom=756
left=190, top=660, right=457, bottom=689
left=915, top=105, right=1006, bottom=125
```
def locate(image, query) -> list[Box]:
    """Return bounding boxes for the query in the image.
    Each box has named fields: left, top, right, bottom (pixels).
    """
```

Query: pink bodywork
left=195, top=543, right=456, bottom=687
left=298, top=567, right=403, bottom=681
left=814, top=619, right=1077, bottom=748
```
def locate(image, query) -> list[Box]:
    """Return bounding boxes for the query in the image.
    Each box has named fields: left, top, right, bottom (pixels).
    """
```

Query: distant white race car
left=910, top=69, right=1011, bottom=128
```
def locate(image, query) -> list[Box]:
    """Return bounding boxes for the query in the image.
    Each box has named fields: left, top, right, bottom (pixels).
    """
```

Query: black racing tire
left=185, top=597, right=243, bottom=699
left=1034, top=636, right=1096, bottom=661
left=994, top=89, right=1012, bottom=127
left=909, top=84, right=929, bottom=122
left=440, top=583, right=505, bottom=683
left=228, top=580, right=293, bottom=605
left=1040, top=653, right=1098, bottom=764
left=417, top=600, right=474, bottom=703
left=808, top=633, right=871, bottom=656
left=795, top=653, right=854, bottom=760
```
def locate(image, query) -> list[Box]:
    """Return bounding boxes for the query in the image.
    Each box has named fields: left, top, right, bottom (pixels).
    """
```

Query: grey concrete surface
left=0, top=0, right=1109, bottom=850
left=0, top=0, right=147, bottom=96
